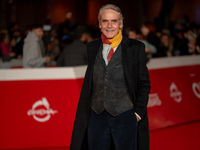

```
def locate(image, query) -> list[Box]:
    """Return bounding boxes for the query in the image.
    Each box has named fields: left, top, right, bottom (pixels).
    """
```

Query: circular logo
left=170, top=82, right=182, bottom=103
left=192, top=83, right=200, bottom=99
left=27, top=98, right=58, bottom=122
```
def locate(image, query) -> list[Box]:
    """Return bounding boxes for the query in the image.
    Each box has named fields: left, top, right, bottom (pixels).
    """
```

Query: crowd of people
left=0, top=21, right=97, bottom=68
left=0, top=19, right=200, bottom=68
left=126, top=21, right=200, bottom=60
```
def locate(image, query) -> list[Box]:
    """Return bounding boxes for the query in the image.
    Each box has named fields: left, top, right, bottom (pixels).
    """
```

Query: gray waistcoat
left=91, top=44, right=133, bottom=116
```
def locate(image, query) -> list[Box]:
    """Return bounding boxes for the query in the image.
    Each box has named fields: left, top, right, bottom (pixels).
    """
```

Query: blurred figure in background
left=157, top=31, right=173, bottom=57
left=173, top=29, right=186, bottom=56
left=0, top=32, right=15, bottom=62
left=81, top=30, right=94, bottom=44
left=127, top=28, right=157, bottom=60
left=46, top=29, right=60, bottom=62
left=57, top=26, right=92, bottom=67
left=23, top=24, right=50, bottom=68
left=141, top=22, right=160, bottom=57
left=127, top=28, right=137, bottom=39
left=23, top=25, right=31, bottom=39
left=8, top=23, right=20, bottom=40
left=179, top=31, right=200, bottom=55
left=11, top=29, right=23, bottom=59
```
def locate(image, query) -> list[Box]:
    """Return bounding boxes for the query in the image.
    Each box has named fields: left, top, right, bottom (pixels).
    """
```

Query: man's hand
left=45, top=56, right=50, bottom=63
left=9, top=52, right=15, bottom=57
left=145, top=47, right=150, bottom=53
left=136, top=115, right=140, bottom=122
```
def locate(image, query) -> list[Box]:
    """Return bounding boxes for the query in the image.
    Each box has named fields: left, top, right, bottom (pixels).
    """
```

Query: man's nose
left=107, top=22, right=112, bottom=28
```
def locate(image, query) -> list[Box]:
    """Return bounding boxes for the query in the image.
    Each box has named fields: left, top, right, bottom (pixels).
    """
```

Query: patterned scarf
left=101, top=29, right=122, bottom=65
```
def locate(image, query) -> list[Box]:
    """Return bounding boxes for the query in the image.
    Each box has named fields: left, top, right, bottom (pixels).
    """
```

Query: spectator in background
left=155, top=28, right=162, bottom=39
left=127, top=28, right=157, bottom=60
left=56, top=26, right=90, bottom=67
left=157, top=32, right=173, bottom=57
left=81, top=30, right=94, bottom=44
left=12, top=29, right=23, bottom=59
left=8, top=23, right=20, bottom=39
left=46, top=29, right=60, bottom=62
left=141, top=22, right=160, bottom=57
left=173, top=29, right=187, bottom=55
left=0, top=32, right=15, bottom=61
left=179, top=31, right=200, bottom=55
left=196, top=28, right=200, bottom=48
left=127, top=28, right=137, bottom=39
left=23, top=24, right=50, bottom=68
left=23, top=25, right=31, bottom=39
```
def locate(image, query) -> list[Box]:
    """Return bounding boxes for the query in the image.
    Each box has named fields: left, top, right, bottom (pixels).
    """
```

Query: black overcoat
left=70, top=36, right=151, bottom=150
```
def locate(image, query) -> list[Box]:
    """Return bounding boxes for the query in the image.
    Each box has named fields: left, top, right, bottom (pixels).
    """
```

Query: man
left=23, top=24, right=50, bottom=68
left=70, top=4, right=150, bottom=150
left=127, top=28, right=157, bottom=60
left=56, top=26, right=89, bottom=67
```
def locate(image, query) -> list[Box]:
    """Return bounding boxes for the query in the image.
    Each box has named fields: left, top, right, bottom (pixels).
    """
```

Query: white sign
left=27, top=97, right=58, bottom=122
left=148, top=93, right=162, bottom=107
left=170, top=82, right=182, bottom=103
left=192, top=82, right=200, bottom=99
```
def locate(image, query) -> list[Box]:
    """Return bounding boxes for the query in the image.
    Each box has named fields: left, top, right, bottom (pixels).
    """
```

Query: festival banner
left=0, top=56, right=200, bottom=149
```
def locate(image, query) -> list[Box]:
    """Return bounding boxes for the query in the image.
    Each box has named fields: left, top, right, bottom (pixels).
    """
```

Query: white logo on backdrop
left=192, top=82, right=200, bottom=99
left=170, top=82, right=182, bottom=103
left=147, top=93, right=162, bottom=107
left=27, top=97, right=58, bottom=122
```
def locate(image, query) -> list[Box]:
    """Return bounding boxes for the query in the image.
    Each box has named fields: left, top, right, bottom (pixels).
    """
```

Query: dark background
left=0, top=0, right=200, bottom=31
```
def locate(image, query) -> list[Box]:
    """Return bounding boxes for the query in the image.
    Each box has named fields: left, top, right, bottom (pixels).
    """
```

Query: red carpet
left=4, top=121, right=200, bottom=150
left=150, top=120, right=200, bottom=150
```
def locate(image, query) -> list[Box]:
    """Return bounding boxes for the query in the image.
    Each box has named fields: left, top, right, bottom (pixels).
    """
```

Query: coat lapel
left=88, top=39, right=102, bottom=97
left=121, top=36, right=132, bottom=84
left=121, top=36, right=137, bottom=101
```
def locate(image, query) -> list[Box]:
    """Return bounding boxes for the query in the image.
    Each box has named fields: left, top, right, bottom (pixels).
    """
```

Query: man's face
left=33, top=28, right=43, bottom=39
left=128, top=31, right=137, bottom=39
left=141, top=25, right=149, bottom=37
left=161, top=35, right=169, bottom=47
left=99, top=9, right=123, bottom=39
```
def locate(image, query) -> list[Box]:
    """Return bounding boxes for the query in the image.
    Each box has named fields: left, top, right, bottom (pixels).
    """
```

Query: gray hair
left=98, top=4, right=123, bottom=22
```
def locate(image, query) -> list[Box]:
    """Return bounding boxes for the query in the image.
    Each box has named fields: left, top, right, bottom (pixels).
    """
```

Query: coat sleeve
left=26, top=42, right=46, bottom=67
left=134, top=43, right=151, bottom=119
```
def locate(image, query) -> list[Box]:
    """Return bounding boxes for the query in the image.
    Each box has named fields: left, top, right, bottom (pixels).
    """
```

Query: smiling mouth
left=106, top=30, right=114, bottom=32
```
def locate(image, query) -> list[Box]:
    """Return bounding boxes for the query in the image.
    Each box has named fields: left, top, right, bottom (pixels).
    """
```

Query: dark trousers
left=87, top=109, right=138, bottom=150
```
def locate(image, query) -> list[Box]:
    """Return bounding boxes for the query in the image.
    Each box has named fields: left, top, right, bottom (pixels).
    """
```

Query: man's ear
left=99, top=20, right=102, bottom=29
left=119, top=19, right=123, bottom=29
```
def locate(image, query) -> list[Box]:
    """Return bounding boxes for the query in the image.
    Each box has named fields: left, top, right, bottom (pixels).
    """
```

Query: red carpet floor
left=4, top=121, right=200, bottom=150
left=150, top=120, right=200, bottom=150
